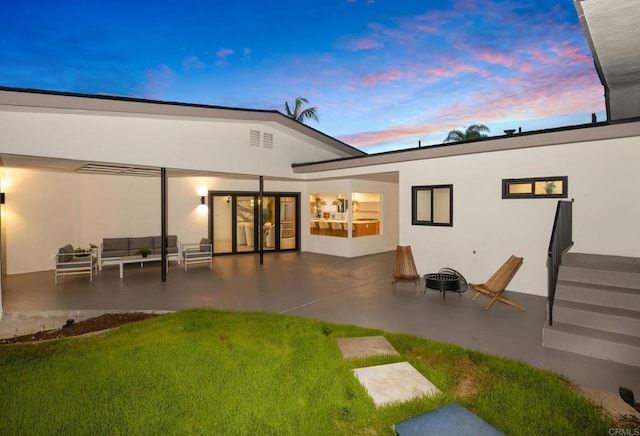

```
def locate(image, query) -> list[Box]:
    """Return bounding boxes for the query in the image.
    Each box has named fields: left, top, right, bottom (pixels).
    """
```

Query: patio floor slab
left=336, top=335, right=399, bottom=359
left=353, top=361, right=441, bottom=407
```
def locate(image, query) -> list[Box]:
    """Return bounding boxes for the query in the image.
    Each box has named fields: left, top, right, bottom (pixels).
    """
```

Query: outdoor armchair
left=54, top=244, right=97, bottom=284
left=182, top=238, right=213, bottom=271
left=470, top=255, right=525, bottom=311
left=391, top=245, right=421, bottom=293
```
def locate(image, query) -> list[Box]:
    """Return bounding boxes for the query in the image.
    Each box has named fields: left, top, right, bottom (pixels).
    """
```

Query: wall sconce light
left=0, top=193, right=4, bottom=204
left=197, top=195, right=208, bottom=215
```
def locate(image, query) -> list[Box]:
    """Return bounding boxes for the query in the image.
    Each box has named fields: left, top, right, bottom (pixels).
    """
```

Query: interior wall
left=305, top=179, right=399, bottom=257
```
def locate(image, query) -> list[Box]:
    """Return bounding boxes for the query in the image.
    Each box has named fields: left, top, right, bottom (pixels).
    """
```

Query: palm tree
left=443, top=124, right=490, bottom=143
left=284, top=96, right=318, bottom=123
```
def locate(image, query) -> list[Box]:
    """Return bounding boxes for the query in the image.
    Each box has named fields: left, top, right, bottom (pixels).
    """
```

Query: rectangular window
left=412, top=185, right=453, bottom=226
left=502, top=176, right=568, bottom=199
left=309, top=192, right=381, bottom=238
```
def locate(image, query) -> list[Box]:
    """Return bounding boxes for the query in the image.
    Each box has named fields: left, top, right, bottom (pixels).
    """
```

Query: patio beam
left=161, top=167, right=167, bottom=282
left=259, top=176, right=264, bottom=265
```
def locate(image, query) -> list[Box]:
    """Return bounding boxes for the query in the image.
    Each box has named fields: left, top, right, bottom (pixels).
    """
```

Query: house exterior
left=1, top=86, right=639, bottom=302
left=0, top=1, right=638, bottom=316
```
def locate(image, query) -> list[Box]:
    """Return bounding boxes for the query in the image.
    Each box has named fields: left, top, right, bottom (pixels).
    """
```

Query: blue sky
left=1, top=0, right=605, bottom=153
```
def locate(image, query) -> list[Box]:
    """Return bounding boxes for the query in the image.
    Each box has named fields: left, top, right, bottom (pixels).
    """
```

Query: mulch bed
left=0, top=312, right=159, bottom=345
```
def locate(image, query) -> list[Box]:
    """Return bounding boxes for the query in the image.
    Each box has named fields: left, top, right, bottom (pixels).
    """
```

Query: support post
left=161, top=168, right=168, bottom=282
left=259, top=176, right=264, bottom=265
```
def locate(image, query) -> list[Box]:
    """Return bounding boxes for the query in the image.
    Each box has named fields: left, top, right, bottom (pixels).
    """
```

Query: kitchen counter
left=310, top=219, right=379, bottom=237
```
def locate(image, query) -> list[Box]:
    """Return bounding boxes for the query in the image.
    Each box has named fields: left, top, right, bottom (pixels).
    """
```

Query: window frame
left=411, top=184, right=453, bottom=227
left=502, top=176, right=568, bottom=199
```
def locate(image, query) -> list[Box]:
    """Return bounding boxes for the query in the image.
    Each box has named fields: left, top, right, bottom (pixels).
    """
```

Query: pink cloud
left=368, top=22, right=414, bottom=43
left=415, top=24, right=438, bottom=33
left=422, top=67, right=453, bottom=77
left=475, top=51, right=516, bottom=68
left=216, top=48, right=234, bottom=59
left=339, top=124, right=436, bottom=147
left=339, top=67, right=604, bottom=149
left=138, top=65, right=174, bottom=100
left=528, top=48, right=556, bottom=64
left=182, top=56, right=205, bottom=71
left=551, top=44, right=592, bottom=65
left=361, top=69, right=404, bottom=86
left=343, top=37, right=383, bottom=51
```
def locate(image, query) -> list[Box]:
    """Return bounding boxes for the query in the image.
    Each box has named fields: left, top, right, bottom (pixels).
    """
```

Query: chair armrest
left=55, top=253, right=94, bottom=266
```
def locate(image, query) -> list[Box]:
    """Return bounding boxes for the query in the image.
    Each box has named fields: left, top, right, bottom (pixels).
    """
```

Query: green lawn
left=0, top=309, right=611, bottom=435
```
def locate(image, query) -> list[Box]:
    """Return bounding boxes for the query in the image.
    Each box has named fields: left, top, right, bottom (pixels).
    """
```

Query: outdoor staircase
left=542, top=253, right=640, bottom=368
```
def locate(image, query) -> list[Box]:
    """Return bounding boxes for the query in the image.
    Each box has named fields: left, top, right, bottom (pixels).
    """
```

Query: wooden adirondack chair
left=392, top=245, right=421, bottom=293
left=470, top=255, right=525, bottom=310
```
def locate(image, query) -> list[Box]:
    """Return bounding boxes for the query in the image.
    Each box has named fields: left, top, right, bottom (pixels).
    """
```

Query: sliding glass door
left=210, top=192, right=299, bottom=255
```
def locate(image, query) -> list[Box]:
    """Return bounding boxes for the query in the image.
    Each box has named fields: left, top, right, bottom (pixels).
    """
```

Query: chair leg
left=485, top=293, right=500, bottom=310
left=495, top=295, right=525, bottom=311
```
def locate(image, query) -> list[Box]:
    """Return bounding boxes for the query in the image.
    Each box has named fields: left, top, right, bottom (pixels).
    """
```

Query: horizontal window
left=502, top=176, right=568, bottom=199
left=412, top=185, right=453, bottom=226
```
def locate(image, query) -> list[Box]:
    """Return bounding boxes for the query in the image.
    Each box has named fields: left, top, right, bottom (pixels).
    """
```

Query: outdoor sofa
left=98, top=235, right=180, bottom=271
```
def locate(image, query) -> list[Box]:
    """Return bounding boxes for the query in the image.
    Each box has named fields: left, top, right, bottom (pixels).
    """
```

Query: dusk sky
left=1, top=0, right=605, bottom=153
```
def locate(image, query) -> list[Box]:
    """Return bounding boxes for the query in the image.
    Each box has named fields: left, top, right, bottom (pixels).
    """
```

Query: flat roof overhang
left=292, top=120, right=640, bottom=174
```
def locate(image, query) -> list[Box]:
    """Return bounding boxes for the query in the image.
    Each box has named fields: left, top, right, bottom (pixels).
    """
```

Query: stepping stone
left=353, top=361, right=440, bottom=407
left=395, top=402, right=503, bottom=435
left=336, top=335, right=399, bottom=359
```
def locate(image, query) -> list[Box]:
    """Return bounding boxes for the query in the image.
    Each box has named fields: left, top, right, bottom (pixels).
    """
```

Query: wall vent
left=77, top=163, right=160, bottom=177
left=263, top=132, right=274, bottom=149
left=249, top=130, right=261, bottom=147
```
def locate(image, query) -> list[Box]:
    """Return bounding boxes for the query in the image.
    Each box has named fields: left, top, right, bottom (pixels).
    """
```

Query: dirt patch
left=575, top=385, right=640, bottom=429
left=0, top=312, right=159, bottom=344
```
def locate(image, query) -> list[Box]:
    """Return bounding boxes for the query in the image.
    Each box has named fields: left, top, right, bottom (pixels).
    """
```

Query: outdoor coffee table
left=116, top=254, right=163, bottom=279
left=424, top=268, right=467, bottom=301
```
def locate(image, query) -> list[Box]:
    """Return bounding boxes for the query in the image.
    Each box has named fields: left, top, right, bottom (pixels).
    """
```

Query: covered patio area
left=2, top=250, right=638, bottom=395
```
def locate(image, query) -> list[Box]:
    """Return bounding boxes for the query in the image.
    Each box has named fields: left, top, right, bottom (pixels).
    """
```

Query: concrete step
left=559, top=253, right=640, bottom=290
left=552, top=299, right=640, bottom=336
left=542, top=322, right=640, bottom=368
left=555, top=281, right=640, bottom=311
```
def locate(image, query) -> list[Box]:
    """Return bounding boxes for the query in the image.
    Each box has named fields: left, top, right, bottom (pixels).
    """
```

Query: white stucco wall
left=0, top=111, right=350, bottom=178
left=1, top=169, right=337, bottom=274
left=294, top=131, right=640, bottom=297
left=398, top=136, right=640, bottom=296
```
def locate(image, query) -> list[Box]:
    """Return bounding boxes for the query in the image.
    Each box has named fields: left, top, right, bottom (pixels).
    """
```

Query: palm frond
left=284, top=96, right=318, bottom=123
left=443, top=129, right=465, bottom=143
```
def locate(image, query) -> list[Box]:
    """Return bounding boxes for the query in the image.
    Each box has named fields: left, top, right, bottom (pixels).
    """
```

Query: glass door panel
left=212, top=195, right=233, bottom=254
left=236, top=196, right=256, bottom=253
left=262, top=196, right=276, bottom=251
left=280, top=197, right=297, bottom=249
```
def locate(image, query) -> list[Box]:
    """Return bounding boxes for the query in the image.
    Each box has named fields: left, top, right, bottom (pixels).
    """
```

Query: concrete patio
left=2, top=250, right=638, bottom=395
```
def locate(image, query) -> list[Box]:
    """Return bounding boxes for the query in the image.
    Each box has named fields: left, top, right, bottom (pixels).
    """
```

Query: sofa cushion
left=103, top=238, right=129, bottom=251
left=102, top=249, right=129, bottom=258
left=129, top=237, right=154, bottom=251
left=58, top=244, right=74, bottom=263
left=167, top=235, right=177, bottom=248
left=200, top=238, right=212, bottom=252
left=152, top=236, right=178, bottom=254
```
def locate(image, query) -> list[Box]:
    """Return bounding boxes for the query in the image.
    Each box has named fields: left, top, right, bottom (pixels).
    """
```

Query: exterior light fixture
left=0, top=193, right=4, bottom=204
left=200, top=196, right=205, bottom=205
